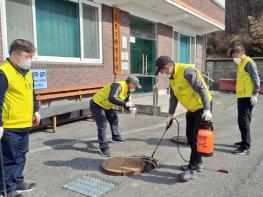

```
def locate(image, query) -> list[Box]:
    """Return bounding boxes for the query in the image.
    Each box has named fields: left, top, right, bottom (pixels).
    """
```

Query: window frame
left=1, top=0, right=103, bottom=64
left=172, top=28, right=196, bottom=65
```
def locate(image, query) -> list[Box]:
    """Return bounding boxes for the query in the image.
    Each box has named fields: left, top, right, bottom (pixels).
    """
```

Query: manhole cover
left=102, top=156, right=159, bottom=176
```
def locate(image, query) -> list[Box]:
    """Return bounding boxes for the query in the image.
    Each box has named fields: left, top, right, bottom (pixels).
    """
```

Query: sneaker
left=181, top=163, right=204, bottom=172
left=112, top=138, right=126, bottom=144
left=99, top=148, right=111, bottom=157
left=16, top=182, right=37, bottom=193
left=180, top=169, right=197, bottom=182
left=232, top=147, right=250, bottom=155
left=234, top=141, right=243, bottom=147
left=2, top=190, right=24, bottom=197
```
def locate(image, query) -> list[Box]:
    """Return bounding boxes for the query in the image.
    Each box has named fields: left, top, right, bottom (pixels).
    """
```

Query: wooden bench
left=35, top=84, right=103, bottom=132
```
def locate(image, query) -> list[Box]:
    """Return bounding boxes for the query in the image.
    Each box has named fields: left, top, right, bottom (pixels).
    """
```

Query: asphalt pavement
left=21, top=92, right=263, bottom=197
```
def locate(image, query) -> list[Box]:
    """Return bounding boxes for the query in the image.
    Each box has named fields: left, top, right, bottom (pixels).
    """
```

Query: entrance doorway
left=130, top=16, right=157, bottom=93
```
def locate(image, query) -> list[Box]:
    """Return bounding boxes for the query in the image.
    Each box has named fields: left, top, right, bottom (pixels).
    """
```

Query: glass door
left=130, top=37, right=156, bottom=93
left=130, top=16, right=157, bottom=93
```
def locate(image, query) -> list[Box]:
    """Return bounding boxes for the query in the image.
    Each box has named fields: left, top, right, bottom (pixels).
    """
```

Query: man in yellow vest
left=0, top=39, right=41, bottom=197
left=90, top=76, right=141, bottom=157
left=155, top=56, right=213, bottom=182
left=230, top=46, right=260, bottom=155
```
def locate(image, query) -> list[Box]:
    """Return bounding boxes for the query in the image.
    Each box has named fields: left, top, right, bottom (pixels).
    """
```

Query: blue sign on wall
left=32, top=69, right=48, bottom=90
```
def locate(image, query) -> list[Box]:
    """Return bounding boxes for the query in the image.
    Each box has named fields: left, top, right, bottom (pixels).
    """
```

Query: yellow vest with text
left=236, top=56, right=255, bottom=98
left=0, top=60, right=34, bottom=128
left=169, top=64, right=212, bottom=112
left=93, top=81, right=128, bottom=110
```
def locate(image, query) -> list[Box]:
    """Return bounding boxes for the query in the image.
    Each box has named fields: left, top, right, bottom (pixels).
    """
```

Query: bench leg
left=52, top=116, right=57, bottom=133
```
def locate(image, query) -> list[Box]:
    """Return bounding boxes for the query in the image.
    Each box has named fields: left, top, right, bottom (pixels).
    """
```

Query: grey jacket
left=244, top=61, right=260, bottom=95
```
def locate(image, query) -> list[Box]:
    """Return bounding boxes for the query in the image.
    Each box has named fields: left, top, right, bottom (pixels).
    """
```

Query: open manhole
left=102, top=156, right=159, bottom=176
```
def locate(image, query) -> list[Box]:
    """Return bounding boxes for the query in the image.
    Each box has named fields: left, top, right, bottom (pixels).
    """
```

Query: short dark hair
left=9, top=39, right=36, bottom=55
left=229, top=45, right=246, bottom=57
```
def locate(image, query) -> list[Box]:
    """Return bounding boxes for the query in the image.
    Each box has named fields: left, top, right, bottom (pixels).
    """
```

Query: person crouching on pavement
left=155, top=56, right=213, bottom=182
left=90, top=75, right=141, bottom=157
left=229, top=46, right=260, bottom=155
left=0, top=39, right=41, bottom=197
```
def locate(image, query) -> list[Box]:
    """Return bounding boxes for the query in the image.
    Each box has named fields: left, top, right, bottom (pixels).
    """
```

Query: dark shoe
left=16, top=182, right=37, bottom=193
left=181, top=163, right=203, bottom=172
left=180, top=169, right=196, bottom=182
left=232, top=147, right=250, bottom=155
left=234, top=141, right=243, bottom=147
left=3, top=190, right=24, bottom=197
left=99, top=148, right=111, bottom=157
left=112, top=138, right=126, bottom=144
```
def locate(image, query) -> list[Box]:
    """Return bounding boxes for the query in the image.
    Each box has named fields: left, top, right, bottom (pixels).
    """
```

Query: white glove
left=130, top=107, right=137, bottom=113
left=250, top=95, right=258, bottom=106
left=202, top=110, right=212, bottom=121
left=130, top=107, right=137, bottom=117
left=34, top=112, right=41, bottom=125
left=125, top=102, right=135, bottom=108
left=0, top=127, right=3, bottom=139
left=166, top=115, right=174, bottom=126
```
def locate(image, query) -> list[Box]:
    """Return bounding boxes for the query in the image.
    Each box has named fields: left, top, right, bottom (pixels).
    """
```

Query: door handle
left=142, top=54, right=145, bottom=75
left=145, top=54, right=148, bottom=75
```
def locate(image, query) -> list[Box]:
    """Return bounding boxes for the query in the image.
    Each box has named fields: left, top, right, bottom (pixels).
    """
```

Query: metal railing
left=131, top=74, right=159, bottom=116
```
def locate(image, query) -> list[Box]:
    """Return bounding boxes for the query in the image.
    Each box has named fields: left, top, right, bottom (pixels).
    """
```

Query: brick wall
left=156, top=23, right=173, bottom=91
left=206, top=58, right=263, bottom=89
left=196, top=35, right=205, bottom=71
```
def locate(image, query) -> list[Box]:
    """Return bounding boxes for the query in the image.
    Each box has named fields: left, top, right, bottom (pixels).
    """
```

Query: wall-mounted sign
left=122, top=36, right=128, bottom=49
left=121, top=62, right=129, bottom=70
left=121, top=52, right=129, bottom=61
left=113, top=7, right=121, bottom=74
left=32, top=69, right=48, bottom=89
left=130, top=36, right=135, bottom=43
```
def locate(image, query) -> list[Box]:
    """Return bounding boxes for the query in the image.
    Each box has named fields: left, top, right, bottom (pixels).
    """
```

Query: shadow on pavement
left=214, top=143, right=236, bottom=154
left=44, top=157, right=104, bottom=171
left=126, top=137, right=187, bottom=148
left=130, top=169, right=181, bottom=185
left=43, top=139, right=99, bottom=154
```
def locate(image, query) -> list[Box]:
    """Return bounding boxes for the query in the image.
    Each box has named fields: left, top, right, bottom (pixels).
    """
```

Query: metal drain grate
left=63, top=176, right=118, bottom=197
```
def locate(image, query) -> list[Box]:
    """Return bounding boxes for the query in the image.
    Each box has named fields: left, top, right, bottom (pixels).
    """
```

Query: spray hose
left=169, top=118, right=190, bottom=163
left=168, top=118, right=229, bottom=174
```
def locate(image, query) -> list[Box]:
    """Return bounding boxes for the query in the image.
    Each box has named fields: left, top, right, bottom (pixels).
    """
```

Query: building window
left=6, top=0, right=34, bottom=46
left=4, top=0, right=102, bottom=63
left=82, top=3, right=100, bottom=59
left=173, top=31, right=196, bottom=65
left=35, top=0, right=80, bottom=57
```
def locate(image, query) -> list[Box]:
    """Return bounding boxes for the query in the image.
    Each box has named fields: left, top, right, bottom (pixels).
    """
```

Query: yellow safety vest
left=93, top=81, right=129, bottom=110
left=236, top=56, right=255, bottom=98
left=0, top=60, right=34, bottom=128
left=169, top=64, right=212, bottom=112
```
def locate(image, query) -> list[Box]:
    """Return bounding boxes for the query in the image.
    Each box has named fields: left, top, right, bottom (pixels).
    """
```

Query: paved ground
left=21, top=92, right=263, bottom=197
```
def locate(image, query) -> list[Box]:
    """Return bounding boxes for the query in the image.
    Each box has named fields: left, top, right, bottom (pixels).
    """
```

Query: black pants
left=186, top=109, right=204, bottom=170
left=238, top=98, right=253, bottom=149
left=90, top=99, right=121, bottom=150
left=0, top=129, right=29, bottom=193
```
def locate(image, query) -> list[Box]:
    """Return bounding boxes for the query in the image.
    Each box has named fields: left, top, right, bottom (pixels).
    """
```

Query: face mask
left=161, top=73, right=171, bottom=80
left=18, top=59, right=32, bottom=70
left=233, top=58, right=241, bottom=65
left=129, top=88, right=136, bottom=93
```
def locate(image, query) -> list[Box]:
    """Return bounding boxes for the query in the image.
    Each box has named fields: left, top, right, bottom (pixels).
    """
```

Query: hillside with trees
left=207, top=0, right=263, bottom=58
